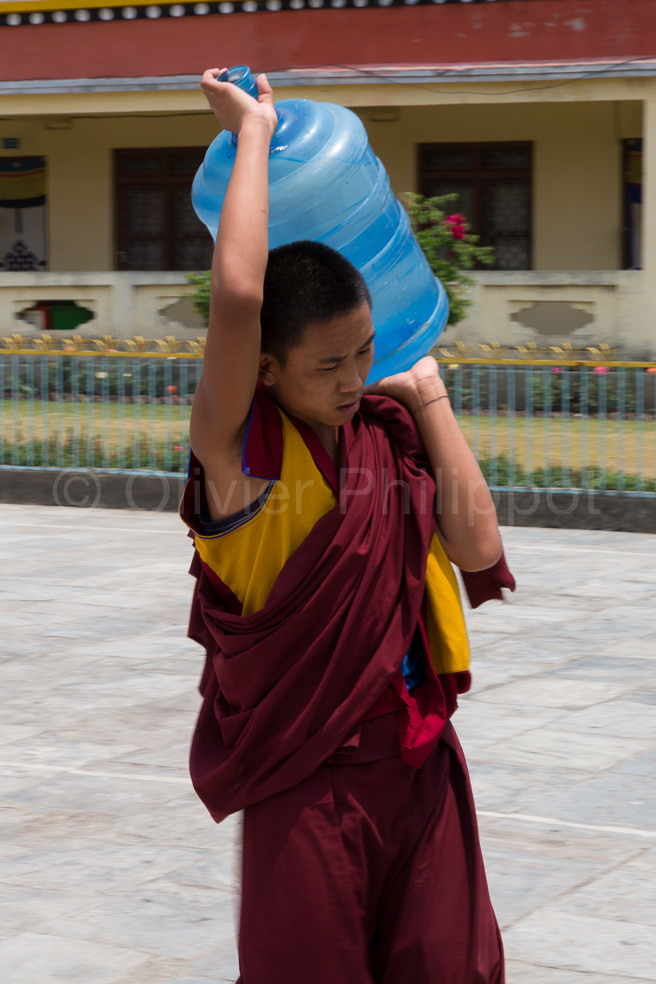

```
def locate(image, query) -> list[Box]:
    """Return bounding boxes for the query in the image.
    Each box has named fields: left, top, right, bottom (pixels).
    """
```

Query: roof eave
left=2, top=59, right=656, bottom=95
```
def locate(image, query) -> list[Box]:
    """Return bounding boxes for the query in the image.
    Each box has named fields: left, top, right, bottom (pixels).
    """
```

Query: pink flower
left=444, top=214, right=466, bottom=241
left=551, top=367, right=563, bottom=373
left=173, top=445, right=184, bottom=452
left=593, top=366, right=610, bottom=375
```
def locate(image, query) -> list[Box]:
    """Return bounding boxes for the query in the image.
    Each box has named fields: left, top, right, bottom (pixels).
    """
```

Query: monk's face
left=261, top=302, right=375, bottom=435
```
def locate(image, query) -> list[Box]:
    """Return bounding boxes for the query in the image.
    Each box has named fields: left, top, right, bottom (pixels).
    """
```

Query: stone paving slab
left=1, top=505, right=655, bottom=983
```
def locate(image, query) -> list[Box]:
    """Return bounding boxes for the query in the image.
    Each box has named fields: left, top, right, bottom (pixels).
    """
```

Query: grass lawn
left=1, top=399, right=189, bottom=471
left=1, top=400, right=655, bottom=488
left=459, top=414, right=655, bottom=478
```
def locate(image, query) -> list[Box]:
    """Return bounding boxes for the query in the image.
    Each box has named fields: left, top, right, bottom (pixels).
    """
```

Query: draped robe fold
left=187, top=395, right=446, bottom=822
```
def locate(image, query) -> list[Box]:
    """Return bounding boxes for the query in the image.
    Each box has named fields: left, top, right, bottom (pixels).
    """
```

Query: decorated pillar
left=642, top=86, right=656, bottom=278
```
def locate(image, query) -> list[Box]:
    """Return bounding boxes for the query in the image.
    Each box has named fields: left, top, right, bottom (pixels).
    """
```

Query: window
left=114, top=148, right=213, bottom=271
left=419, top=142, right=532, bottom=270
left=0, top=156, right=47, bottom=270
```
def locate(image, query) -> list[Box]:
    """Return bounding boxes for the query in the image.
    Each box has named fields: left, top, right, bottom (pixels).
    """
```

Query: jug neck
left=219, top=64, right=287, bottom=147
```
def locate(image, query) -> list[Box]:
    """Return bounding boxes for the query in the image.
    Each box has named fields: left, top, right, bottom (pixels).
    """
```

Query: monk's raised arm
left=189, top=70, right=278, bottom=470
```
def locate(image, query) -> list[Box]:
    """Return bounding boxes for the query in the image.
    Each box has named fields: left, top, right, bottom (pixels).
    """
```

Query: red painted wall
left=1, top=1, right=655, bottom=83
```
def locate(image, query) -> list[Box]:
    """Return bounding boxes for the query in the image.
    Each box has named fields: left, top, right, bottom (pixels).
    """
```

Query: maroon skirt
left=236, top=715, right=504, bottom=984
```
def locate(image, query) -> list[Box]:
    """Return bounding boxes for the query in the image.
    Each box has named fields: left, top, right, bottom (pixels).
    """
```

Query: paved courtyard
left=1, top=502, right=655, bottom=983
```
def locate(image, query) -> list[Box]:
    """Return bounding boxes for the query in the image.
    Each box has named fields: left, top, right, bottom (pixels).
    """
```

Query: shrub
left=401, top=193, right=495, bottom=325
left=188, top=193, right=495, bottom=327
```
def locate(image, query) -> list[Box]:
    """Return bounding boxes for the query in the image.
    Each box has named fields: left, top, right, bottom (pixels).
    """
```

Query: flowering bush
left=189, top=192, right=494, bottom=328
left=401, top=193, right=495, bottom=326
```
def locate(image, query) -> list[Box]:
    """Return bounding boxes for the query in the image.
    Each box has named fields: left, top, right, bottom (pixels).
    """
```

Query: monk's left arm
left=370, top=355, right=503, bottom=571
left=408, top=362, right=502, bottom=573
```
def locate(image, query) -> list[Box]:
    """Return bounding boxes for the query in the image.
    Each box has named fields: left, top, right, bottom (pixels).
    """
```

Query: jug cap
left=217, top=65, right=258, bottom=102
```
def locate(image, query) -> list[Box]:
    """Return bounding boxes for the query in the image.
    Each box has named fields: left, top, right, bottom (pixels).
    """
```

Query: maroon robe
left=186, top=393, right=515, bottom=824
left=187, top=395, right=443, bottom=821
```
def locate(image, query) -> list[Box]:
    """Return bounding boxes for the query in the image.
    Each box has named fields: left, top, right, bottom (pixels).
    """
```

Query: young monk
left=180, top=68, right=515, bottom=984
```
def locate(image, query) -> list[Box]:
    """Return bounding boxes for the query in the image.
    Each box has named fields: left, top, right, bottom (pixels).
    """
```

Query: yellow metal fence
left=1, top=337, right=655, bottom=495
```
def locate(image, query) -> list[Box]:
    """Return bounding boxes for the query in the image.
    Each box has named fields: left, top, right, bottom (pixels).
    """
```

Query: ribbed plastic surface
left=192, top=68, right=449, bottom=382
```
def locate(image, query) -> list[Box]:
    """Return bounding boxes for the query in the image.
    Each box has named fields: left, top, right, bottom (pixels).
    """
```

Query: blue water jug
left=192, top=65, right=449, bottom=382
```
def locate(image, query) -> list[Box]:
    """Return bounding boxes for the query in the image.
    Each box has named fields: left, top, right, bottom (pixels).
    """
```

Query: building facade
left=1, top=0, right=655, bottom=355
